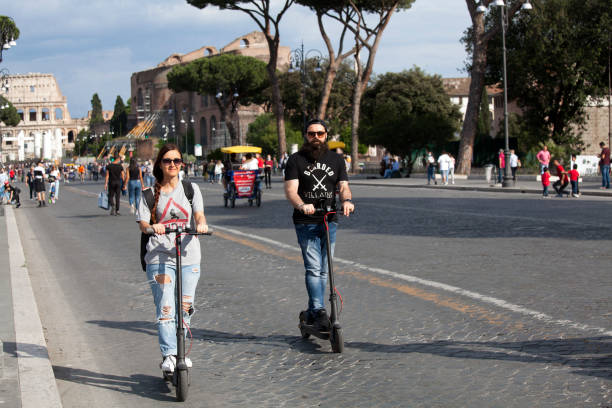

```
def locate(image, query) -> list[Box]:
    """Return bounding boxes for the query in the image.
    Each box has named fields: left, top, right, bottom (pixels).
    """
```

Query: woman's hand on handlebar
left=196, top=223, right=209, bottom=234
left=151, top=223, right=166, bottom=235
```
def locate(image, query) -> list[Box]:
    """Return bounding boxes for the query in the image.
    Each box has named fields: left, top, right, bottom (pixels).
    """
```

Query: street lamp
left=478, top=0, right=532, bottom=187
left=180, top=109, right=195, bottom=155
left=0, top=17, right=18, bottom=64
left=215, top=90, right=240, bottom=145
left=289, top=41, right=323, bottom=136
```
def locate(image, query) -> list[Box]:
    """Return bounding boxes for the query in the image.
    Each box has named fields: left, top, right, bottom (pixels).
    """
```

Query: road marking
left=6, top=206, right=63, bottom=408
left=66, top=185, right=612, bottom=336
left=211, top=225, right=612, bottom=337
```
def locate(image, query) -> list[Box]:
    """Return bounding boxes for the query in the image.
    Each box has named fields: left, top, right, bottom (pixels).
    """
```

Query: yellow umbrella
left=220, top=146, right=262, bottom=154
left=327, top=141, right=346, bottom=150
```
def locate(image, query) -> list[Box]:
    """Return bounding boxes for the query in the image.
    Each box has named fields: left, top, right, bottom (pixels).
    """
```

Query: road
left=15, top=177, right=611, bottom=407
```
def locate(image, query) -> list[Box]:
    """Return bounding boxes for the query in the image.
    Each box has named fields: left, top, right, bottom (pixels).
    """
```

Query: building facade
left=130, top=31, right=290, bottom=155
left=0, top=73, right=88, bottom=161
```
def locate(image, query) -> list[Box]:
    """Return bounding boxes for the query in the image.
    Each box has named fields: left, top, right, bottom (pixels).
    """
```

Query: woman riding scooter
left=136, top=144, right=209, bottom=375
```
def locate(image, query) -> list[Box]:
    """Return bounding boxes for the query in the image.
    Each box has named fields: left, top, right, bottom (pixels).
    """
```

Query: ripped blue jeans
left=146, top=263, right=200, bottom=357
left=295, top=222, right=337, bottom=314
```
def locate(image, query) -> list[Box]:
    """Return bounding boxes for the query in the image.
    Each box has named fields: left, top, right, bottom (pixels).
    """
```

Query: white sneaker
left=161, top=355, right=176, bottom=372
left=130, top=204, right=135, bottom=214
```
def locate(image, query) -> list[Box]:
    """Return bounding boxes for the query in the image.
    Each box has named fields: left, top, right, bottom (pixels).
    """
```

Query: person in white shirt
left=437, top=151, right=451, bottom=185
left=240, top=153, right=260, bottom=171
left=448, top=154, right=456, bottom=185
left=509, top=149, right=520, bottom=181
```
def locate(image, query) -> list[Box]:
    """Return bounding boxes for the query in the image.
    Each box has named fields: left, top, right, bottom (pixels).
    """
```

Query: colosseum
left=0, top=73, right=88, bottom=162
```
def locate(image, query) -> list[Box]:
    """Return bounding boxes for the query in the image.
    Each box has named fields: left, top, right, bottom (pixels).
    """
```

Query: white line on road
left=212, top=224, right=612, bottom=337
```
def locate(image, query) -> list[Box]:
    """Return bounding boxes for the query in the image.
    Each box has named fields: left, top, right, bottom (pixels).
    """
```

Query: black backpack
left=140, top=180, right=194, bottom=271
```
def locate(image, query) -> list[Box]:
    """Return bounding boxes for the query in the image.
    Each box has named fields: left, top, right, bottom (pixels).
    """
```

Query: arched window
left=42, top=108, right=50, bottom=121
left=200, top=117, right=207, bottom=146
left=240, top=38, right=249, bottom=48
left=29, top=108, right=37, bottom=122
left=68, top=130, right=75, bottom=143
left=54, top=108, right=63, bottom=120
left=17, top=109, right=23, bottom=121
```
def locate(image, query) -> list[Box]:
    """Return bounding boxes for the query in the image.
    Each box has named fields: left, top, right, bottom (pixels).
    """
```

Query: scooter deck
left=299, top=322, right=331, bottom=340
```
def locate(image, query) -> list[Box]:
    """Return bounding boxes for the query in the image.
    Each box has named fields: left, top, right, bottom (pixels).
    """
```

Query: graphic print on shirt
left=303, top=162, right=335, bottom=200
left=159, top=197, right=189, bottom=228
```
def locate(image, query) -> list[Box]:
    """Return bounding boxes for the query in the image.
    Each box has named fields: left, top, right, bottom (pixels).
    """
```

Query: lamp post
left=0, top=17, right=18, bottom=64
left=289, top=42, right=323, bottom=136
left=215, top=90, right=240, bottom=145
left=479, top=0, right=531, bottom=187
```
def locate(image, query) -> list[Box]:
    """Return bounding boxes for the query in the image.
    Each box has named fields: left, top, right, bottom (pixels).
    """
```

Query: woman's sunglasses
left=307, top=131, right=326, bottom=137
left=161, top=158, right=183, bottom=166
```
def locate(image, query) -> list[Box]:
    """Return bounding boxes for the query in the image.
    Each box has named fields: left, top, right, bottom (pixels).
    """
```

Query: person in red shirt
left=541, top=167, right=551, bottom=197
left=568, top=164, right=580, bottom=197
left=264, top=154, right=273, bottom=189
left=497, top=149, right=505, bottom=184
left=552, top=159, right=569, bottom=197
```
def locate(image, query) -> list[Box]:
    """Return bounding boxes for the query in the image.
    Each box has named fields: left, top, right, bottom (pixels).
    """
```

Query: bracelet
left=296, top=203, right=305, bottom=210
left=342, top=199, right=353, bottom=203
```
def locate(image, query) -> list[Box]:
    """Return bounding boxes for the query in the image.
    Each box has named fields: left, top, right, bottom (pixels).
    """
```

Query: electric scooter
left=298, top=205, right=344, bottom=353
left=147, top=226, right=212, bottom=402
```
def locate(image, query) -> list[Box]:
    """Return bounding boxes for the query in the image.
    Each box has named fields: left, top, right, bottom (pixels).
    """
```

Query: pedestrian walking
left=34, top=161, right=47, bottom=207
left=568, top=164, right=580, bottom=197
left=497, top=149, right=505, bottom=184
left=264, top=154, right=273, bottom=189
left=536, top=145, right=551, bottom=174
left=105, top=154, right=124, bottom=216
left=284, top=119, right=354, bottom=331
left=510, top=149, right=520, bottom=182
left=48, top=165, right=60, bottom=202
left=425, top=151, right=437, bottom=185
left=541, top=166, right=551, bottom=198
left=136, top=143, right=208, bottom=374
left=126, top=158, right=144, bottom=214
left=598, top=141, right=610, bottom=189
left=214, top=160, right=224, bottom=184
left=438, top=151, right=451, bottom=185
left=448, top=154, right=455, bottom=185
left=26, top=166, right=34, bottom=200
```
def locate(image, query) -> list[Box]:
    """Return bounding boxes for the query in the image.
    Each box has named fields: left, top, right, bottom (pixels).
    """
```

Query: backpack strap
left=181, top=180, right=194, bottom=207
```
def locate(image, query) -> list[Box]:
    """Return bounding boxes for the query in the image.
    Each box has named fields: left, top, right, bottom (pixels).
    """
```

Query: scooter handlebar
left=144, top=227, right=213, bottom=236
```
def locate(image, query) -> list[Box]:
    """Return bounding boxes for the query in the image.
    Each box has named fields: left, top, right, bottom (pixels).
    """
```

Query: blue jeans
left=295, top=222, right=337, bottom=314
left=146, top=263, right=200, bottom=356
left=543, top=185, right=548, bottom=196
left=427, top=166, right=435, bottom=184
left=601, top=165, right=610, bottom=188
left=128, top=180, right=141, bottom=208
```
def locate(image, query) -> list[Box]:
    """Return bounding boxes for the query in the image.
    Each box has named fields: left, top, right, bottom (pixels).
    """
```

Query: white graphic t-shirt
left=136, top=182, right=204, bottom=266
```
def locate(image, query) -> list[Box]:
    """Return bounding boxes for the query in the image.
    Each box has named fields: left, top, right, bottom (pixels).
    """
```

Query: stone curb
left=6, top=206, right=63, bottom=408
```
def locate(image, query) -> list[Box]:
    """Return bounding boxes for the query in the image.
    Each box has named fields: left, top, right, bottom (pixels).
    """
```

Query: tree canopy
left=0, top=16, right=19, bottom=63
left=0, top=95, right=19, bottom=126
left=360, top=68, right=461, bottom=172
left=167, top=53, right=269, bottom=145
left=246, top=113, right=302, bottom=155
left=89, top=93, right=104, bottom=127
left=486, top=0, right=612, bottom=150
left=110, top=95, right=128, bottom=137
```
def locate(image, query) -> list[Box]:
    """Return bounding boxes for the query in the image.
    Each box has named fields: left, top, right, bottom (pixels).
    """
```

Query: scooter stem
left=175, top=226, right=186, bottom=367
left=324, top=213, right=339, bottom=327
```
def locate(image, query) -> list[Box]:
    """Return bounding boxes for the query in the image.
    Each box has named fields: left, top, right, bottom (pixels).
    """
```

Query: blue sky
left=2, top=0, right=471, bottom=118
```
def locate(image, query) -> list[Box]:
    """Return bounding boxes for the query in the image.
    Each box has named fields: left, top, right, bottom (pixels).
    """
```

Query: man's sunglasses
left=306, top=131, right=326, bottom=137
left=161, top=158, right=183, bottom=165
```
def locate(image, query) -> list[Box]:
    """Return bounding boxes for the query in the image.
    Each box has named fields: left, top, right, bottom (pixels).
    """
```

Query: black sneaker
left=312, top=309, right=331, bottom=332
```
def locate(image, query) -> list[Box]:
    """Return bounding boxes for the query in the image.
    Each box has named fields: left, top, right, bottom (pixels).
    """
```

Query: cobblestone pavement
left=13, top=179, right=612, bottom=407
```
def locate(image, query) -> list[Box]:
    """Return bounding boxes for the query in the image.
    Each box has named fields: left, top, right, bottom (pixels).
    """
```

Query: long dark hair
left=151, top=143, right=182, bottom=223
left=129, top=158, right=138, bottom=171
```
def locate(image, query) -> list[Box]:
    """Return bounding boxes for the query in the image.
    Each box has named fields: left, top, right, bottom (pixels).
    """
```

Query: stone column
left=17, top=130, right=25, bottom=161
left=54, top=128, right=63, bottom=159
left=34, top=131, right=42, bottom=158
left=43, top=130, right=51, bottom=159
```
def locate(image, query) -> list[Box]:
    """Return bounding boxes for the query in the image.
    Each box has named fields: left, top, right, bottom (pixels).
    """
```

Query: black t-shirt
left=107, top=162, right=124, bottom=184
left=284, top=150, right=348, bottom=224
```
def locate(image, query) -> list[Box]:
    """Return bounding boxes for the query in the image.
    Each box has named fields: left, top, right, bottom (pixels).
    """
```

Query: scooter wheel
left=300, top=325, right=310, bottom=339
left=330, top=327, right=344, bottom=353
left=298, top=311, right=310, bottom=339
left=176, top=369, right=189, bottom=402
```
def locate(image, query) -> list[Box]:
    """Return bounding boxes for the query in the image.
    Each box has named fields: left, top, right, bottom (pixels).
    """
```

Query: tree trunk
left=317, top=63, right=338, bottom=120
left=350, top=49, right=364, bottom=174
left=456, top=12, right=488, bottom=175
left=266, top=40, right=287, bottom=156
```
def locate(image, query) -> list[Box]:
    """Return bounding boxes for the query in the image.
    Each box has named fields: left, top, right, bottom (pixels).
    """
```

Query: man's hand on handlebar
left=342, top=201, right=355, bottom=217
left=301, top=203, right=316, bottom=215
left=196, top=223, right=209, bottom=234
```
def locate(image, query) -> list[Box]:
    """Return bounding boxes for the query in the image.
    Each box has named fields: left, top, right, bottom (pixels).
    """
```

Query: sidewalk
left=349, top=173, right=612, bottom=197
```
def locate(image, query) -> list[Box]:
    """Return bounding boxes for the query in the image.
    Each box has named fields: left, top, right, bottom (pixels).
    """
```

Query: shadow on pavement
left=52, top=365, right=175, bottom=402
left=86, top=320, right=330, bottom=355
left=347, top=336, right=612, bottom=380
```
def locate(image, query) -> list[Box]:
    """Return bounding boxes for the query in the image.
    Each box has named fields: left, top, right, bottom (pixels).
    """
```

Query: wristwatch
left=342, top=199, right=352, bottom=203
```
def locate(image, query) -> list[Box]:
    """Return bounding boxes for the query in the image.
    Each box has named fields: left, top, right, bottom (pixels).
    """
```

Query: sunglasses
left=161, top=158, right=183, bottom=166
left=306, top=131, right=326, bottom=137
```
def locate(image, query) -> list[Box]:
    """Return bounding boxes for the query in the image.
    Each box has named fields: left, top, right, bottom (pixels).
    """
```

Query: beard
left=299, top=139, right=329, bottom=162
